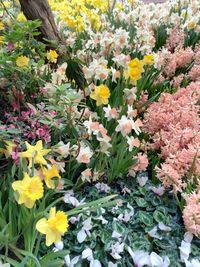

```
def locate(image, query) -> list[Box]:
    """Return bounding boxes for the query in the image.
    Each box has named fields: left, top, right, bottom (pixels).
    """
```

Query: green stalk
left=174, top=192, right=183, bottom=211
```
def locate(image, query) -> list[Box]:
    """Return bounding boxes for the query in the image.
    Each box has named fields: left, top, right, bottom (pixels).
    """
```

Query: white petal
left=137, top=175, right=148, bottom=187
left=127, top=248, right=150, bottom=267
left=111, top=253, right=122, bottom=260
left=148, top=226, right=158, bottom=238
left=158, top=222, right=171, bottom=232
left=71, top=256, right=80, bottom=265
left=64, top=255, right=71, bottom=266
left=82, top=248, right=93, bottom=261
left=54, top=241, right=64, bottom=250
left=163, top=256, right=170, bottom=267
left=90, top=259, right=102, bottom=267
left=191, top=259, right=200, bottom=267
left=150, top=252, right=164, bottom=266
left=77, top=229, right=87, bottom=243
left=179, top=241, right=191, bottom=261
left=184, top=232, right=193, bottom=243
left=184, top=260, right=192, bottom=267
left=127, top=246, right=134, bottom=259
left=83, top=217, right=93, bottom=231
left=134, top=251, right=151, bottom=267
left=108, top=262, right=118, bottom=267
left=112, top=231, right=122, bottom=239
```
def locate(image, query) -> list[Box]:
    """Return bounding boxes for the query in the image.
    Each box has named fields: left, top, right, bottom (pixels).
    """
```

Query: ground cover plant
left=0, top=0, right=200, bottom=266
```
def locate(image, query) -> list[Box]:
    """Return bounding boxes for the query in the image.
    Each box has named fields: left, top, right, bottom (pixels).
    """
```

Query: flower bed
left=0, top=0, right=199, bottom=266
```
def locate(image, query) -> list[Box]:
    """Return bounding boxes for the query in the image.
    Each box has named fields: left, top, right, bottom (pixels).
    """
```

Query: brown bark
left=19, top=0, right=62, bottom=44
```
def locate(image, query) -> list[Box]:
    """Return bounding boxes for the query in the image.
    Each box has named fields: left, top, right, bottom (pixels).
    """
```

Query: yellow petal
left=12, top=181, right=23, bottom=192
left=45, top=229, right=59, bottom=246
left=35, top=140, right=43, bottom=151
left=49, top=207, right=56, bottom=219
left=36, top=218, right=48, bottom=234
left=35, top=154, right=48, bottom=165
left=17, top=194, right=28, bottom=205
left=24, top=198, right=35, bottom=209
left=90, top=92, right=97, bottom=100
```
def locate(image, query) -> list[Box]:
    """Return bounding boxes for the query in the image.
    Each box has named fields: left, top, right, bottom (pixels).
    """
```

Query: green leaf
left=112, top=221, right=126, bottom=234
left=135, top=197, right=148, bottom=208
left=40, top=250, right=69, bottom=266
left=153, top=210, right=166, bottom=223
left=138, top=211, right=153, bottom=226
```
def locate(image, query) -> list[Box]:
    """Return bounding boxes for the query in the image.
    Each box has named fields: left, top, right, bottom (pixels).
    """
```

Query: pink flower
left=103, top=105, right=118, bottom=121
left=116, top=116, right=142, bottom=136
left=11, top=101, right=20, bottom=112
left=36, top=128, right=45, bottom=137
left=129, top=153, right=149, bottom=173
left=127, top=136, right=140, bottom=151
left=143, top=84, right=200, bottom=192
left=183, top=191, right=200, bottom=237
left=76, top=144, right=93, bottom=164
left=188, top=65, right=200, bottom=81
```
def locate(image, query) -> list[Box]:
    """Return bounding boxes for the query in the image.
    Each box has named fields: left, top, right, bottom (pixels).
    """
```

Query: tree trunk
left=19, top=0, right=62, bottom=44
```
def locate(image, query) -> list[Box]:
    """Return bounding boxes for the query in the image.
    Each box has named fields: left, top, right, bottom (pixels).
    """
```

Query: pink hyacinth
left=143, top=83, right=200, bottom=192
left=183, top=191, right=200, bottom=237
left=166, top=28, right=185, bottom=51
left=188, top=65, right=200, bottom=81
left=129, top=153, right=149, bottom=174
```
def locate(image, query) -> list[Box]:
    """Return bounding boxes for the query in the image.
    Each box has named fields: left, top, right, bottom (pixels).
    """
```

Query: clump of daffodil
left=36, top=207, right=68, bottom=246
left=21, top=140, right=51, bottom=167
left=125, top=58, right=144, bottom=84
left=90, top=84, right=110, bottom=106
left=16, top=55, right=30, bottom=68
left=12, top=173, right=44, bottom=208
left=143, top=54, right=154, bottom=66
left=41, top=164, right=61, bottom=189
left=46, top=49, right=59, bottom=63
left=0, top=141, right=16, bottom=158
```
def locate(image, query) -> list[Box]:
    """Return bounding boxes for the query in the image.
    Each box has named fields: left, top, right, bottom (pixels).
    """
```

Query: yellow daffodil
left=41, top=164, right=61, bottom=189
left=46, top=50, right=59, bottom=63
left=126, top=67, right=142, bottom=83
left=0, top=22, right=4, bottom=31
left=125, top=58, right=145, bottom=84
left=143, top=54, right=154, bottom=65
left=21, top=140, right=51, bottom=167
left=2, top=1, right=10, bottom=8
left=0, top=141, right=16, bottom=158
left=36, top=207, right=68, bottom=246
left=90, top=84, right=110, bottom=106
left=187, top=21, right=196, bottom=30
left=12, top=173, right=44, bottom=208
left=16, top=56, right=30, bottom=68
left=17, top=12, right=26, bottom=22
left=0, top=36, right=4, bottom=45
left=128, top=58, right=144, bottom=71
